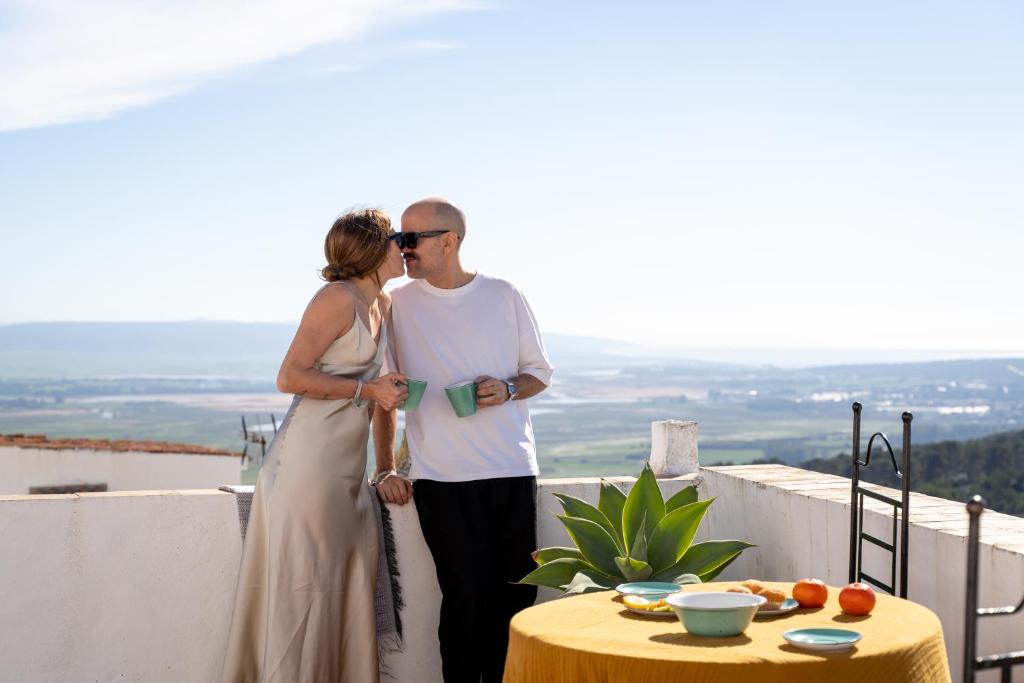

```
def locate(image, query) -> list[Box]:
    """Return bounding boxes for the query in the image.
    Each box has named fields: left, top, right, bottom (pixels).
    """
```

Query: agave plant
left=521, top=464, right=754, bottom=595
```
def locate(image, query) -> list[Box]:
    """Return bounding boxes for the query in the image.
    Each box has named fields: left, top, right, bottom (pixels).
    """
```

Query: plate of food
left=724, top=580, right=793, bottom=616
left=755, top=598, right=799, bottom=617
left=783, top=628, right=862, bottom=652
left=621, top=594, right=678, bottom=618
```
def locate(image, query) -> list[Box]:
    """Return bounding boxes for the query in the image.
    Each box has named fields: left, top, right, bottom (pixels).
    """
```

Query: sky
left=1, top=0, right=1022, bottom=353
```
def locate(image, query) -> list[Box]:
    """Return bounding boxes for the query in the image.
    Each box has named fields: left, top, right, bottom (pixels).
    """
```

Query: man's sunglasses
left=388, top=230, right=451, bottom=250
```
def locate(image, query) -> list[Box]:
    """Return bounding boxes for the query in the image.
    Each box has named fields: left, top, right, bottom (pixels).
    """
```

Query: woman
left=222, top=208, right=409, bottom=682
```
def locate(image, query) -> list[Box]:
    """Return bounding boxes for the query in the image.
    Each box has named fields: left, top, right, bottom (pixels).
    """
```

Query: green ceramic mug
left=400, top=379, right=427, bottom=411
left=445, top=380, right=478, bottom=418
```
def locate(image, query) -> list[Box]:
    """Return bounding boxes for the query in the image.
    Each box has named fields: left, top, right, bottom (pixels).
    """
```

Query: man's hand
left=475, top=375, right=510, bottom=408
left=375, top=471, right=413, bottom=505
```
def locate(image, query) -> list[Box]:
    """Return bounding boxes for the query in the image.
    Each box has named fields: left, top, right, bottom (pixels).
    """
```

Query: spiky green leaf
left=532, top=547, right=584, bottom=566
left=552, top=493, right=624, bottom=554
left=665, top=485, right=698, bottom=513
left=614, top=556, right=652, bottom=582
left=519, top=558, right=593, bottom=589
left=651, top=540, right=753, bottom=582
left=646, top=499, right=714, bottom=572
left=672, top=573, right=703, bottom=585
left=622, top=464, right=665, bottom=552
left=681, top=540, right=754, bottom=576
left=557, top=515, right=621, bottom=577
left=564, top=570, right=616, bottom=595
left=700, top=552, right=742, bottom=582
left=628, top=512, right=648, bottom=563
left=598, top=479, right=627, bottom=546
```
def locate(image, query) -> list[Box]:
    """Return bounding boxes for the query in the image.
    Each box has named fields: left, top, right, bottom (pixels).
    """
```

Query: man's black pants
left=414, top=476, right=539, bottom=683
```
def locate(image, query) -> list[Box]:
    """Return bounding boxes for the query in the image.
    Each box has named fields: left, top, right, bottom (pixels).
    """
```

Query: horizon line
left=1, top=319, right=1023, bottom=360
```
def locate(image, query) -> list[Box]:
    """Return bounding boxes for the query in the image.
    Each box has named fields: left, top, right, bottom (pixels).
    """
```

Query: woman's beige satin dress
left=222, top=302, right=386, bottom=683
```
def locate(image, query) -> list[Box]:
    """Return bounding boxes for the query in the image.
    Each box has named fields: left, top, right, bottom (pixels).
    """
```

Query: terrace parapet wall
left=0, top=466, right=1021, bottom=681
left=0, top=442, right=241, bottom=494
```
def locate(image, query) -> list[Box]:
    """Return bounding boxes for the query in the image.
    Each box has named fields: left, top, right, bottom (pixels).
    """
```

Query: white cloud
left=0, top=0, right=479, bottom=132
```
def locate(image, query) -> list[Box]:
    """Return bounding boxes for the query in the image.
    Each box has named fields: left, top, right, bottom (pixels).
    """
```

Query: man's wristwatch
left=503, top=379, right=519, bottom=402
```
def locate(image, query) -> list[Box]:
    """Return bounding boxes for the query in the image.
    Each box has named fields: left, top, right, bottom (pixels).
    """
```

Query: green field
left=0, top=392, right=898, bottom=481
left=4, top=350, right=1019, bottom=488
left=697, top=448, right=766, bottom=465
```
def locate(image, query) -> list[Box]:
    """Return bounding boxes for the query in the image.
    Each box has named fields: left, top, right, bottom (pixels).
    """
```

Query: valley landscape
left=2, top=322, right=1022, bottom=514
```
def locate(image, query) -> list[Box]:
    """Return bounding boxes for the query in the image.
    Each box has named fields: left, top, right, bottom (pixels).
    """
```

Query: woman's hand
left=365, top=373, right=409, bottom=410
left=375, top=471, right=413, bottom=505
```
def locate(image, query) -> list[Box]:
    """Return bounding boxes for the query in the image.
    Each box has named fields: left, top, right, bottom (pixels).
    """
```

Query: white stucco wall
left=0, top=445, right=241, bottom=494
left=1, top=466, right=1021, bottom=682
left=0, top=490, right=241, bottom=682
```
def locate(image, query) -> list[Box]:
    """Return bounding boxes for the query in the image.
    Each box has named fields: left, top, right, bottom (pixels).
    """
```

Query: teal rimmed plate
left=615, top=582, right=682, bottom=597
left=784, top=628, right=862, bottom=652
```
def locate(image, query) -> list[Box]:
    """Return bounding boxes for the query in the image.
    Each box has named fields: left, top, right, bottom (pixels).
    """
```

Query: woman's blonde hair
left=321, top=208, right=391, bottom=282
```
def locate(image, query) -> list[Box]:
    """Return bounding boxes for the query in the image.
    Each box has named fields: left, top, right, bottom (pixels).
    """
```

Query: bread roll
left=758, top=587, right=787, bottom=610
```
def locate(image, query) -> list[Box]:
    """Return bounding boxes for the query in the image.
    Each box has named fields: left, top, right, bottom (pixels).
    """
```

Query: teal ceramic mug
left=445, top=380, right=477, bottom=418
left=400, top=379, right=427, bottom=411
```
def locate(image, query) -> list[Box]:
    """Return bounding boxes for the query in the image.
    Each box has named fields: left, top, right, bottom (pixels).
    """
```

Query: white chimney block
left=649, top=420, right=698, bottom=476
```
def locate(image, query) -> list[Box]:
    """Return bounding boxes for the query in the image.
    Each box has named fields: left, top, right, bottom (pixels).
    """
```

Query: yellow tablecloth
left=504, top=582, right=951, bottom=683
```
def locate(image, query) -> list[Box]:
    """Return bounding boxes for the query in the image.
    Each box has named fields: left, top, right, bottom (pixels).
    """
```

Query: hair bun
left=321, top=263, right=360, bottom=281
left=322, top=207, right=392, bottom=284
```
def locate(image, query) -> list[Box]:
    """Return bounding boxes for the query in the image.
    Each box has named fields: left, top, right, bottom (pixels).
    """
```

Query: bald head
left=402, top=197, right=467, bottom=241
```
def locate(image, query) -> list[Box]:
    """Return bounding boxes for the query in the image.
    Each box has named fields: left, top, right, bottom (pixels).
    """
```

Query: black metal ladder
left=848, top=402, right=912, bottom=598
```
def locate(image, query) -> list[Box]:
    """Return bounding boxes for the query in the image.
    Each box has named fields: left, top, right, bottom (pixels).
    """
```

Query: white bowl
left=665, top=592, right=766, bottom=637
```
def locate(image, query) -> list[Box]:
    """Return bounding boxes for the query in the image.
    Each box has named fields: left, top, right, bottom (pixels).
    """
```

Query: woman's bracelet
left=373, top=469, right=397, bottom=485
left=353, top=379, right=364, bottom=407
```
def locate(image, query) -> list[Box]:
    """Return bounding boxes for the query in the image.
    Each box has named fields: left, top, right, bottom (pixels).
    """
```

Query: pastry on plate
left=726, top=585, right=753, bottom=594
left=740, top=579, right=767, bottom=594
left=757, top=587, right=787, bottom=610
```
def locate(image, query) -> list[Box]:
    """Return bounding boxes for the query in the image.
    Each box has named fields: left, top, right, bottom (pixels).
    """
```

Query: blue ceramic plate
left=615, top=582, right=682, bottom=597
left=755, top=598, right=800, bottom=617
left=784, top=628, right=862, bottom=652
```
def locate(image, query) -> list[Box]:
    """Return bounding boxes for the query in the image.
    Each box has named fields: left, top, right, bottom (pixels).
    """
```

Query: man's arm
left=372, top=404, right=412, bottom=504
left=476, top=284, right=554, bottom=407
left=476, top=373, right=547, bottom=407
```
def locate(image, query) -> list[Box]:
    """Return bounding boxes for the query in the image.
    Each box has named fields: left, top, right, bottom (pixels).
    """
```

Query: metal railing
left=240, top=414, right=279, bottom=468
left=964, top=495, right=1024, bottom=683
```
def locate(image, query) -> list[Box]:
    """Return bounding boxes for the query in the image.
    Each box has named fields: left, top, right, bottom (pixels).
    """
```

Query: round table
left=503, top=581, right=951, bottom=683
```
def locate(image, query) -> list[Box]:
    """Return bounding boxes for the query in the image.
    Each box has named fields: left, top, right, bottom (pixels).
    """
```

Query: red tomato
left=792, top=579, right=828, bottom=608
left=839, top=582, right=876, bottom=616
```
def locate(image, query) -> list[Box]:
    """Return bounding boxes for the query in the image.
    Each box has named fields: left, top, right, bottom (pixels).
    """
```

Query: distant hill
left=0, top=321, right=296, bottom=356
left=0, top=321, right=298, bottom=378
left=0, top=321, right=736, bottom=377
left=2, top=321, right=1024, bottom=397
left=801, top=429, right=1024, bottom=516
left=791, top=357, right=1024, bottom=386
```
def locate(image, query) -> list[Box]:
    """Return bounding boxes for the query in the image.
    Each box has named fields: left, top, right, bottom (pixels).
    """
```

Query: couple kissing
left=222, top=197, right=553, bottom=683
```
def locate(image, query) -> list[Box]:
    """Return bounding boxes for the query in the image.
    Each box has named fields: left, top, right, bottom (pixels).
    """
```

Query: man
left=373, top=197, right=553, bottom=683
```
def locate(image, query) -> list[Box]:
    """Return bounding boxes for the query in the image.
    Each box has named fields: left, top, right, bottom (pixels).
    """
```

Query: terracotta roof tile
left=0, top=433, right=239, bottom=457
